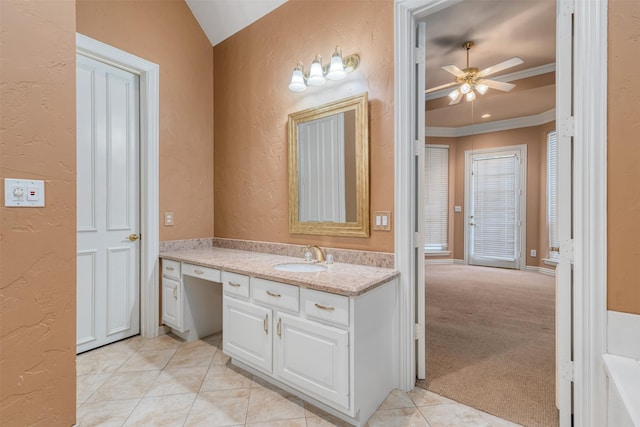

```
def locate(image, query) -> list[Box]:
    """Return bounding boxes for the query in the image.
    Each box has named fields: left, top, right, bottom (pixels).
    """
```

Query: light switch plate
left=4, top=178, right=45, bottom=207
left=164, top=212, right=174, bottom=226
left=373, top=211, right=392, bottom=231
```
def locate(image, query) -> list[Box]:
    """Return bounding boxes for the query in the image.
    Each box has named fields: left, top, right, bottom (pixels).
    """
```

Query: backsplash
left=159, top=237, right=394, bottom=269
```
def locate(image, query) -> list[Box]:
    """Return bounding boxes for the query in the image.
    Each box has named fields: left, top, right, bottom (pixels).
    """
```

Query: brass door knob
left=128, top=233, right=140, bottom=241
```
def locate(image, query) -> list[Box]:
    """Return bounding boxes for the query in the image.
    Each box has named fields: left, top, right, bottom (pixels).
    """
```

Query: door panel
left=275, top=312, right=349, bottom=409
left=76, top=54, right=140, bottom=353
left=223, top=297, right=273, bottom=373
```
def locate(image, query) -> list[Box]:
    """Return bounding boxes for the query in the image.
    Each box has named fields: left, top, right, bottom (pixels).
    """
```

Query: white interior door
left=555, top=0, right=573, bottom=424
left=465, top=146, right=526, bottom=270
left=76, top=54, right=140, bottom=353
left=415, top=20, right=426, bottom=380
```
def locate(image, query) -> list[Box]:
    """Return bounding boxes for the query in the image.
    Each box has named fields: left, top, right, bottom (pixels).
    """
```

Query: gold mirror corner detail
left=288, top=92, right=370, bottom=238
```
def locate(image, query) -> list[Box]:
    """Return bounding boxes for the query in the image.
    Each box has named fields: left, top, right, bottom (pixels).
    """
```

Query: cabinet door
left=223, top=296, right=272, bottom=373
left=162, top=276, right=182, bottom=331
left=275, top=312, right=349, bottom=409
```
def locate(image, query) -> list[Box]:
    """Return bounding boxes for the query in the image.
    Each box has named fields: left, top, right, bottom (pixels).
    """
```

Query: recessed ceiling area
left=422, top=0, right=556, bottom=129
left=186, top=0, right=288, bottom=46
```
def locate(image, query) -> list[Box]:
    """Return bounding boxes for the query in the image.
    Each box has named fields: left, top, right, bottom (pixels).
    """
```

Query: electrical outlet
left=164, top=212, right=174, bottom=226
left=530, top=249, right=537, bottom=257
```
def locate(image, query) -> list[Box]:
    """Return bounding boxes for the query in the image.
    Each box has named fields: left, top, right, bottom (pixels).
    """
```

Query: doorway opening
left=417, top=1, right=561, bottom=425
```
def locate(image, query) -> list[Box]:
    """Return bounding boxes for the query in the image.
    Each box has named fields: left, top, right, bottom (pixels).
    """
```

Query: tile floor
left=76, top=333, right=521, bottom=426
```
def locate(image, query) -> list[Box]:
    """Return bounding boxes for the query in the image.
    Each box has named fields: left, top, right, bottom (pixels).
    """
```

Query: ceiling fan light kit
left=426, top=40, right=523, bottom=105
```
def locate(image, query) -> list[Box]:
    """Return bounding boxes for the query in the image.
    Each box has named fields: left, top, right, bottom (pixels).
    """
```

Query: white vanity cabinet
left=223, top=276, right=397, bottom=426
left=161, top=259, right=184, bottom=331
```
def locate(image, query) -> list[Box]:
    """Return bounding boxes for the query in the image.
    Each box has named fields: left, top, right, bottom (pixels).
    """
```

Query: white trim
left=426, top=108, right=555, bottom=137
left=424, top=250, right=451, bottom=257
left=543, top=258, right=559, bottom=266
left=453, top=259, right=465, bottom=265
left=425, top=62, right=556, bottom=101
left=425, top=259, right=454, bottom=265
left=525, top=265, right=557, bottom=277
left=607, top=311, right=640, bottom=360
left=76, top=33, right=161, bottom=339
left=602, top=354, right=640, bottom=427
left=572, top=0, right=608, bottom=425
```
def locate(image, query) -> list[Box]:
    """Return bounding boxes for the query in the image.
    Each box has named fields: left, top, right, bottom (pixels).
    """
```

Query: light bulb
left=476, top=83, right=488, bottom=95
left=460, top=83, right=471, bottom=94
left=288, top=63, right=307, bottom=92
left=448, top=88, right=460, bottom=100
left=326, top=46, right=347, bottom=80
left=307, top=55, right=326, bottom=86
left=466, top=91, right=476, bottom=102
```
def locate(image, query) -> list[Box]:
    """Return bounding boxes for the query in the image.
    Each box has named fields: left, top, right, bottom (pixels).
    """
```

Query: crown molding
left=426, top=108, right=555, bottom=137
left=425, top=62, right=556, bottom=101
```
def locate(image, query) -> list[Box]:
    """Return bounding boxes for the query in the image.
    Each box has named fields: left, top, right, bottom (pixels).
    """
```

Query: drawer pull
left=314, top=303, right=335, bottom=311
left=266, top=290, right=281, bottom=298
left=228, top=281, right=241, bottom=288
left=193, top=269, right=204, bottom=275
left=263, top=315, right=268, bottom=334
left=166, top=266, right=175, bottom=271
left=277, top=317, right=282, bottom=337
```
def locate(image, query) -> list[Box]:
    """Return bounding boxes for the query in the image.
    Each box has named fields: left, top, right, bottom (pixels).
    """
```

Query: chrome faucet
left=306, top=245, right=326, bottom=263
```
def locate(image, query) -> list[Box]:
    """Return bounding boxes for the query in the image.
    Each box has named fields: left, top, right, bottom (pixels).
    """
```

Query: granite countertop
left=160, top=247, right=399, bottom=297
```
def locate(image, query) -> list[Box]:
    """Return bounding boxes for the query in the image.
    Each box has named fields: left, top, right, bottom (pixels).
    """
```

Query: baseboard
left=525, top=265, right=556, bottom=277
left=608, top=310, right=640, bottom=360
left=453, top=259, right=465, bottom=265
left=425, top=259, right=454, bottom=265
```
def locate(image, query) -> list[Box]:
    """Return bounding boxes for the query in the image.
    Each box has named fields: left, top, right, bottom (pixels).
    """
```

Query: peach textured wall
left=76, top=0, right=214, bottom=242
left=608, top=0, right=640, bottom=314
left=0, top=1, right=77, bottom=425
left=213, top=0, right=394, bottom=253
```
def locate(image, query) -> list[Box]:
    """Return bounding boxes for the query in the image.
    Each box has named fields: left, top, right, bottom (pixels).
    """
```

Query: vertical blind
left=424, top=145, right=449, bottom=251
left=472, top=155, right=518, bottom=261
left=547, top=131, right=559, bottom=258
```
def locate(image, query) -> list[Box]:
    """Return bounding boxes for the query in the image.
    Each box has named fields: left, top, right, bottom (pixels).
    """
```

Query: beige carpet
left=416, top=264, right=559, bottom=427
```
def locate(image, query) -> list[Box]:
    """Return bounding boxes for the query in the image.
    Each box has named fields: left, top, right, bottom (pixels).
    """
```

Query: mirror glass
left=288, top=93, right=369, bottom=237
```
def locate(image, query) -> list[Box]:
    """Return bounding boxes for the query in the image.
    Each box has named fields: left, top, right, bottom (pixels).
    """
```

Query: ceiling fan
left=426, top=41, right=523, bottom=105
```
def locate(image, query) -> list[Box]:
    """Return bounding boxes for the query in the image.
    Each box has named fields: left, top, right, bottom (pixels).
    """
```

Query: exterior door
left=76, top=54, right=140, bottom=353
left=466, top=146, right=526, bottom=270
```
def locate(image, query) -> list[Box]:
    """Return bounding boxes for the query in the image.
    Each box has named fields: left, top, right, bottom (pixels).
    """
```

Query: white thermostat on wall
left=4, top=178, right=45, bottom=207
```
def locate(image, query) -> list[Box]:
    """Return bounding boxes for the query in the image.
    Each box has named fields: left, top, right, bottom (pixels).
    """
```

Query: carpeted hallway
left=417, top=264, right=559, bottom=427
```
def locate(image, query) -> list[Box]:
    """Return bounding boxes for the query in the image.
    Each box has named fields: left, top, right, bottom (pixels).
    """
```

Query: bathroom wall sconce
left=288, top=46, right=360, bottom=92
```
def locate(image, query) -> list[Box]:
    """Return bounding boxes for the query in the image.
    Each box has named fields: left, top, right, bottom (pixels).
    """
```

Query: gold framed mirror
left=288, top=93, right=369, bottom=237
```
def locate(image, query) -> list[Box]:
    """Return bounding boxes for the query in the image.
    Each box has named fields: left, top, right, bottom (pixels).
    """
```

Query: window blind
left=424, top=145, right=449, bottom=251
left=472, top=155, right=518, bottom=261
left=547, top=131, right=559, bottom=258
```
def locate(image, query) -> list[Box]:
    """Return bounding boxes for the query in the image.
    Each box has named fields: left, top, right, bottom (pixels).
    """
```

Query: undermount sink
left=273, top=263, right=328, bottom=273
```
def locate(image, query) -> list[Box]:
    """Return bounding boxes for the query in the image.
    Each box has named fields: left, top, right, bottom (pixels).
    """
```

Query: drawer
left=222, top=271, right=250, bottom=299
left=252, top=278, right=299, bottom=313
left=182, top=263, right=221, bottom=282
left=162, top=259, right=181, bottom=280
left=301, top=288, right=350, bottom=327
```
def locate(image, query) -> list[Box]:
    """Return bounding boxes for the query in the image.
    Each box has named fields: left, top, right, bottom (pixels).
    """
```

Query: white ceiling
left=421, top=0, right=557, bottom=128
left=186, top=0, right=288, bottom=46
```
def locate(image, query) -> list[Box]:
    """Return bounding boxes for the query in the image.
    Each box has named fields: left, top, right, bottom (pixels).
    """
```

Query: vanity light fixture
left=288, top=46, right=360, bottom=92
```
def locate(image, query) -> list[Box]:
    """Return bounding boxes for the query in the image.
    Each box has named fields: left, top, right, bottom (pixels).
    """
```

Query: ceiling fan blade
left=442, top=65, right=466, bottom=77
left=448, top=91, right=463, bottom=105
left=481, top=79, right=517, bottom=92
left=477, top=57, right=524, bottom=77
left=425, top=81, right=458, bottom=94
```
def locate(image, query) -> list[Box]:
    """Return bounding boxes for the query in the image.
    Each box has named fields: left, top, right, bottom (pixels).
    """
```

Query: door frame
left=76, top=33, right=161, bottom=340
left=463, top=145, right=527, bottom=270
left=394, top=0, right=608, bottom=425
